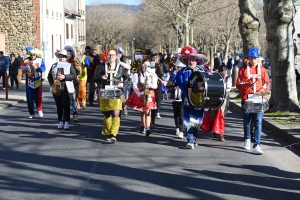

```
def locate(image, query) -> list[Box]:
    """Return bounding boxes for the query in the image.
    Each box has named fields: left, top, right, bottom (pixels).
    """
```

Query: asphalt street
left=0, top=84, right=300, bottom=200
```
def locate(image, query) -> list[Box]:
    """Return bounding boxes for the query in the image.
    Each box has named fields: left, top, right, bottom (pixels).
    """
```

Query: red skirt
left=125, top=89, right=157, bottom=111
left=200, top=108, right=225, bottom=135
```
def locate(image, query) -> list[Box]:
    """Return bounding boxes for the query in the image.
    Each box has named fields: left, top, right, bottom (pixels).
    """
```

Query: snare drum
left=244, top=98, right=269, bottom=113
left=100, top=88, right=122, bottom=99
left=191, top=72, right=226, bottom=109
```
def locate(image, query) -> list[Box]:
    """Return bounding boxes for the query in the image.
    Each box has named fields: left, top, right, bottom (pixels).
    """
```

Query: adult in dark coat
left=9, top=53, right=21, bottom=89
left=213, top=53, right=222, bottom=71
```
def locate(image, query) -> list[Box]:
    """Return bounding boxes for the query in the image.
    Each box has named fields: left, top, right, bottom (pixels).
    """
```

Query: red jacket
left=236, top=64, right=270, bottom=100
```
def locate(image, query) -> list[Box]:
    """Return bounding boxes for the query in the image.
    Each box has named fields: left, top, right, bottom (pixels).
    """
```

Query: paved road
left=0, top=84, right=300, bottom=200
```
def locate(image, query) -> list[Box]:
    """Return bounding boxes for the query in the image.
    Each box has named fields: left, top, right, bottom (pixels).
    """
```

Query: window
left=71, top=24, right=73, bottom=39
left=66, top=23, right=69, bottom=39
left=52, top=35, right=54, bottom=59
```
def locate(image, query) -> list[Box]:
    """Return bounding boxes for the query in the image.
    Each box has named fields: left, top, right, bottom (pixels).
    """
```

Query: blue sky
left=86, top=0, right=140, bottom=5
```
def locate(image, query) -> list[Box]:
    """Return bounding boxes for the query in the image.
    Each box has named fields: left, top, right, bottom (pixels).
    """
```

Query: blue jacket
left=0, top=56, right=10, bottom=73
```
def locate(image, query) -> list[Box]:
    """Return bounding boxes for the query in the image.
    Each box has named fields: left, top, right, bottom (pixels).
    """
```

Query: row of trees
left=86, top=0, right=299, bottom=111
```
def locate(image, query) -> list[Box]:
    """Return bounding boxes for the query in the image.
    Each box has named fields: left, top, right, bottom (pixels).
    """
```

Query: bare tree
left=86, top=3, right=135, bottom=50
left=263, top=0, right=300, bottom=111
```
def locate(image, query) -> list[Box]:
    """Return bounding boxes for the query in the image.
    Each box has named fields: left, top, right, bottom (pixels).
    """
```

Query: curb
left=230, top=101, right=300, bottom=150
left=0, top=99, right=25, bottom=110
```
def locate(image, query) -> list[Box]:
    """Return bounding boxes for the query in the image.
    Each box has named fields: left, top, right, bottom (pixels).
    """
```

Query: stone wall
left=0, top=0, right=39, bottom=55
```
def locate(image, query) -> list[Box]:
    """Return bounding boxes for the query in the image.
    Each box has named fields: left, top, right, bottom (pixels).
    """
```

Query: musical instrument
left=100, top=88, right=122, bottom=99
left=190, top=72, right=226, bottom=109
left=143, top=75, right=150, bottom=105
left=53, top=68, right=62, bottom=94
left=244, top=97, right=269, bottom=113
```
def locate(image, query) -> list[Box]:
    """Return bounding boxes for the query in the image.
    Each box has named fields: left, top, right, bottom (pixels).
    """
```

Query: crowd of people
left=0, top=44, right=272, bottom=155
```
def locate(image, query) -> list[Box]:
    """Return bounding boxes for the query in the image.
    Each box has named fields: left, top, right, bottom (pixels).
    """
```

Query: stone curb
left=0, top=98, right=26, bottom=111
left=230, top=101, right=300, bottom=150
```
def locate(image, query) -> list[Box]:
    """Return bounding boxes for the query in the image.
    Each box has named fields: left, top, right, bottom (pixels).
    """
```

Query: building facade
left=0, top=0, right=86, bottom=78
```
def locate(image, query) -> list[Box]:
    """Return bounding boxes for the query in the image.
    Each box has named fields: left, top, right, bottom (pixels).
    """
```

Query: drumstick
left=146, top=68, right=163, bottom=82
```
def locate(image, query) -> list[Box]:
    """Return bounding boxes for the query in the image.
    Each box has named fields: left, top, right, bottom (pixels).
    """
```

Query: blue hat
left=116, top=46, right=124, bottom=55
left=248, top=48, right=260, bottom=58
left=25, top=46, right=34, bottom=53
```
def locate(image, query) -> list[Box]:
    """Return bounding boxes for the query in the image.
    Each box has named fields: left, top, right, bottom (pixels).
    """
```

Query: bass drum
left=192, top=72, right=226, bottom=109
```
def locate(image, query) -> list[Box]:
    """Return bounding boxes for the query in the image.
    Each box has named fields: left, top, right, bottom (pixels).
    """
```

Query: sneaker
left=38, top=110, right=43, bottom=118
left=111, top=136, right=117, bottom=144
left=186, top=143, right=194, bottom=149
left=140, top=126, right=145, bottom=134
left=218, top=135, right=225, bottom=142
left=58, top=121, right=64, bottom=129
left=28, top=115, right=35, bottom=119
left=156, top=113, right=161, bottom=119
left=253, top=145, right=263, bottom=155
left=106, top=135, right=112, bottom=141
left=194, top=142, right=198, bottom=147
left=123, top=107, right=128, bottom=116
left=64, top=122, right=70, bottom=130
left=176, top=129, right=184, bottom=139
left=73, top=115, right=78, bottom=122
left=244, top=139, right=251, bottom=150
left=146, top=129, right=151, bottom=137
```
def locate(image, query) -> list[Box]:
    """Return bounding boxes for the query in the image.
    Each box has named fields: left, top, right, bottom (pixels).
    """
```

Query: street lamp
left=175, top=24, right=179, bottom=52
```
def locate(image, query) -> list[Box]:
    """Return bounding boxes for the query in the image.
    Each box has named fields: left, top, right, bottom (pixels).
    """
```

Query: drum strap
left=247, top=63, right=261, bottom=93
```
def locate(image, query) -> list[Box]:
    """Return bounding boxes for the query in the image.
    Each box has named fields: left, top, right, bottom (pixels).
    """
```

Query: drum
left=191, top=72, right=226, bottom=109
left=100, top=88, right=122, bottom=99
left=244, top=98, right=269, bottom=113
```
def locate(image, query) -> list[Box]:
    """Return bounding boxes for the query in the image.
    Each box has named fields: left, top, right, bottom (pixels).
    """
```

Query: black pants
left=87, top=76, right=95, bottom=105
left=172, top=101, right=183, bottom=132
left=53, top=89, right=71, bottom=122
left=0, top=72, right=6, bottom=88
left=156, top=82, right=162, bottom=112
left=10, top=74, right=18, bottom=88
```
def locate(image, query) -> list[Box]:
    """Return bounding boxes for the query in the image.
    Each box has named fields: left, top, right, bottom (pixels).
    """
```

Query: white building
left=40, top=0, right=86, bottom=78
left=64, top=0, right=86, bottom=51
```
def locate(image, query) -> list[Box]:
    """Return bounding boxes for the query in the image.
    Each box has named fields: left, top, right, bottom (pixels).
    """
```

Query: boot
left=102, top=116, right=112, bottom=136
left=110, top=117, right=120, bottom=137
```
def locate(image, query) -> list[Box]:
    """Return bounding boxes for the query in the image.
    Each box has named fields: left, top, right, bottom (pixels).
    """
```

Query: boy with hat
left=236, top=47, right=270, bottom=155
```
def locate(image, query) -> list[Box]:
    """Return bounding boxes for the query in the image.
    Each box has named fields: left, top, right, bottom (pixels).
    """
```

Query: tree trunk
left=238, top=0, right=261, bottom=54
left=264, top=0, right=300, bottom=111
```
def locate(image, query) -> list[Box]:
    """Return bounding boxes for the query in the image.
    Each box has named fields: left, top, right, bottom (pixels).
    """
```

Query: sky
left=86, top=0, right=140, bottom=5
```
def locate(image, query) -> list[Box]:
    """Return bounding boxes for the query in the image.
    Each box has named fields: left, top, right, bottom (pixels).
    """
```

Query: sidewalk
left=0, top=81, right=26, bottom=110
left=230, top=88, right=300, bottom=150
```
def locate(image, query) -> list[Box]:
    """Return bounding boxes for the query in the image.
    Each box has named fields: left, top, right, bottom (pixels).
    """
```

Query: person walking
left=236, top=47, right=270, bottom=155
left=92, top=47, right=129, bottom=143
left=48, top=50, right=76, bottom=130
left=22, top=48, right=46, bottom=119
left=0, top=51, right=10, bottom=89
left=9, top=53, right=20, bottom=89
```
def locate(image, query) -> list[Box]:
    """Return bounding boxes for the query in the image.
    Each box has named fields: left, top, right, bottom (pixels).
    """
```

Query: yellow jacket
left=79, top=55, right=87, bottom=81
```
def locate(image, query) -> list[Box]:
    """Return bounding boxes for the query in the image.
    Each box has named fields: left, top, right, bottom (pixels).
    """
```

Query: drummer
left=92, top=46, right=129, bottom=143
left=174, top=46, right=209, bottom=149
left=236, top=47, right=270, bottom=155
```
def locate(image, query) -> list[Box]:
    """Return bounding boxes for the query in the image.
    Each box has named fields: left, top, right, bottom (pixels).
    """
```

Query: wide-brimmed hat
left=248, top=47, right=260, bottom=58
left=116, top=46, right=124, bottom=55
left=179, top=49, right=209, bottom=65
left=55, top=50, right=68, bottom=58
left=173, top=59, right=186, bottom=67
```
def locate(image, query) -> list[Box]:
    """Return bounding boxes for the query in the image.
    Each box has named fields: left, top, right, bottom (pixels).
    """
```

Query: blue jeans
left=186, top=125, right=198, bottom=144
left=69, top=86, right=78, bottom=117
left=241, top=101, right=264, bottom=148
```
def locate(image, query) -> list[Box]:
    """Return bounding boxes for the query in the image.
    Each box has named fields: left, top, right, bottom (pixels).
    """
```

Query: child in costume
left=200, top=64, right=232, bottom=141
